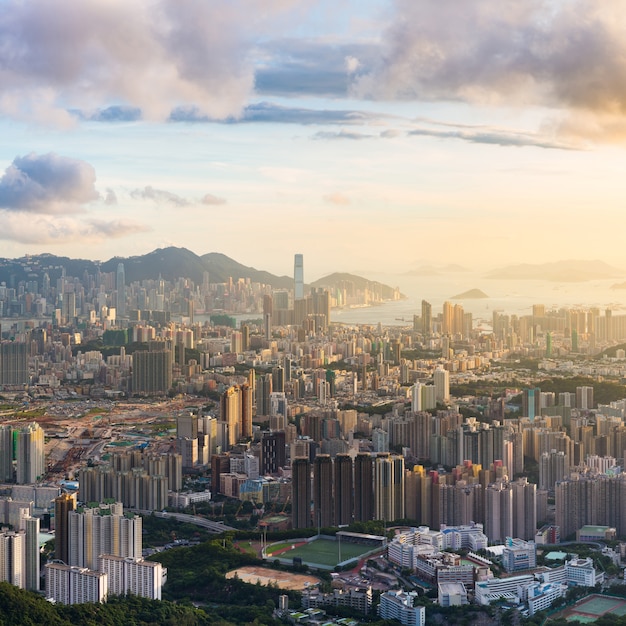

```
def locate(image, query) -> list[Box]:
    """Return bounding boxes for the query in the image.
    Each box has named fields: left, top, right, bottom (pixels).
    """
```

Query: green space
left=270, top=537, right=374, bottom=568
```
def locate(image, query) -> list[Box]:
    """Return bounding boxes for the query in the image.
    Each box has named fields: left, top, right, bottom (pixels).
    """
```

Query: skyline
left=1, top=0, right=626, bottom=279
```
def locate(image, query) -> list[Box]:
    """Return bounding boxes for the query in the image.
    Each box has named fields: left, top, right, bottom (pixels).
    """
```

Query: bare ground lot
left=225, top=565, right=320, bottom=590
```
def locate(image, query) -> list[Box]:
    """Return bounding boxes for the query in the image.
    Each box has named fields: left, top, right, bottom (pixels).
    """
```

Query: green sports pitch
left=270, top=537, right=377, bottom=568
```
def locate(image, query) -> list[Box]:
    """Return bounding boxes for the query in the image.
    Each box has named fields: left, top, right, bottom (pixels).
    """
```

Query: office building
left=16, top=422, right=45, bottom=484
left=294, top=254, right=304, bottom=301
left=98, top=555, right=164, bottom=600
left=45, top=563, right=107, bottom=605
left=116, top=263, right=126, bottom=319
left=291, top=457, right=311, bottom=529
left=421, top=300, right=432, bottom=336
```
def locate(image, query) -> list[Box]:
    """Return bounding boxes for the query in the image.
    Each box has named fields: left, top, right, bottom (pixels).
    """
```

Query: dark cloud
left=0, top=153, right=99, bottom=213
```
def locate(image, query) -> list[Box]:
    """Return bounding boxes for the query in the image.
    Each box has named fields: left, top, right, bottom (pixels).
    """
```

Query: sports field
left=564, top=594, right=626, bottom=622
left=226, top=566, right=320, bottom=590
left=268, top=537, right=375, bottom=567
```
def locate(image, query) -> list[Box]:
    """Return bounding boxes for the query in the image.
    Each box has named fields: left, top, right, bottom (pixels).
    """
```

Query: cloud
left=406, top=125, right=577, bottom=150
left=0, top=212, right=149, bottom=244
left=313, top=129, right=373, bottom=140
left=131, top=185, right=225, bottom=206
left=353, top=1, right=626, bottom=119
left=169, top=101, right=386, bottom=126
left=104, top=188, right=118, bottom=205
left=323, top=192, right=351, bottom=205
left=0, top=153, right=99, bottom=212
left=131, top=186, right=190, bottom=207
left=200, top=193, right=226, bottom=206
left=0, top=0, right=313, bottom=122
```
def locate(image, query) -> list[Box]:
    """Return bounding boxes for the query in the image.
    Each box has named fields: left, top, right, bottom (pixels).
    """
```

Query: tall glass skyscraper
left=294, top=253, right=304, bottom=300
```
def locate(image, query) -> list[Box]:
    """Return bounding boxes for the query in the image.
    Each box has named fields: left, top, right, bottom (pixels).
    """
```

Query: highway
left=130, top=509, right=236, bottom=533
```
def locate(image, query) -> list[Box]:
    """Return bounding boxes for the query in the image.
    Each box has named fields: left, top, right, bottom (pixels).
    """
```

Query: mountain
left=405, top=263, right=470, bottom=276
left=485, top=260, right=624, bottom=282
left=451, top=288, right=489, bottom=299
left=310, top=272, right=403, bottom=300
left=200, top=252, right=293, bottom=288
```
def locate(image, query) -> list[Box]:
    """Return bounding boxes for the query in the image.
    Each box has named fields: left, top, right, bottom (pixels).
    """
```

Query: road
left=131, top=509, right=236, bottom=533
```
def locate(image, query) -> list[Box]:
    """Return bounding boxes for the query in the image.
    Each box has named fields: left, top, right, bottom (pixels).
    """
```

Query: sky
left=1, top=0, right=626, bottom=281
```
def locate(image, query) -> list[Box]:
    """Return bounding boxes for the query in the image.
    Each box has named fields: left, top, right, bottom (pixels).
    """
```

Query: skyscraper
left=116, top=263, right=126, bottom=319
left=0, top=341, right=28, bottom=386
left=0, top=425, right=13, bottom=482
left=421, top=300, right=432, bottom=336
left=374, top=453, right=404, bottom=523
left=132, top=341, right=173, bottom=394
left=334, top=453, right=353, bottom=526
left=294, top=254, right=304, bottom=301
left=16, top=422, right=45, bottom=484
left=433, top=368, right=450, bottom=404
left=23, top=516, right=40, bottom=591
left=55, top=493, right=77, bottom=564
left=313, top=455, right=333, bottom=529
left=291, top=457, right=311, bottom=529
left=354, top=453, right=373, bottom=522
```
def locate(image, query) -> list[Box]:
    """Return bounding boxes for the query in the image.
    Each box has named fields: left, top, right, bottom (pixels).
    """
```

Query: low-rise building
left=378, top=590, right=425, bottom=626
left=438, top=582, right=468, bottom=607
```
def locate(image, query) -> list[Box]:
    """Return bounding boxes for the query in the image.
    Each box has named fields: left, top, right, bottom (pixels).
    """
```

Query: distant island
left=611, top=282, right=626, bottom=290
left=405, top=264, right=469, bottom=276
left=451, top=288, right=489, bottom=299
left=486, top=260, right=624, bottom=282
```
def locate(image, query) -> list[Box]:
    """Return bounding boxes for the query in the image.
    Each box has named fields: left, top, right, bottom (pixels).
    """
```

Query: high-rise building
left=68, top=502, right=142, bottom=571
left=576, top=386, right=594, bottom=410
left=313, top=455, right=333, bottom=529
left=291, top=457, right=311, bottom=529
left=263, top=294, right=273, bottom=340
left=132, top=341, right=173, bottom=394
left=294, top=254, right=304, bottom=301
left=98, top=555, right=163, bottom=600
left=261, top=431, right=286, bottom=475
left=0, top=341, right=28, bottom=386
left=241, top=383, right=253, bottom=439
left=0, top=530, right=25, bottom=588
left=433, top=368, right=450, bottom=404
left=54, top=493, right=77, bottom=564
left=374, top=454, right=404, bottom=523
left=354, top=453, right=374, bottom=522
left=421, top=300, right=432, bottom=336
left=511, top=477, right=537, bottom=541
left=0, top=425, right=13, bottom=482
left=23, top=516, right=40, bottom=591
left=334, top=454, right=353, bottom=526
left=116, top=263, right=126, bottom=319
left=220, top=385, right=242, bottom=447
left=16, top=422, right=45, bottom=484
left=45, top=563, right=107, bottom=605
left=485, top=481, right=513, bottom=544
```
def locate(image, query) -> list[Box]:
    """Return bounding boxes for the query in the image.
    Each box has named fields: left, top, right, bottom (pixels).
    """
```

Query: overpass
left=130, top=509, right=236, bottom=533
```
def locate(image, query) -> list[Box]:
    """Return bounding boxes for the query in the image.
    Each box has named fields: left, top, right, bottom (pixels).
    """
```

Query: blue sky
left=0, top=0, right=625, bottom=280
